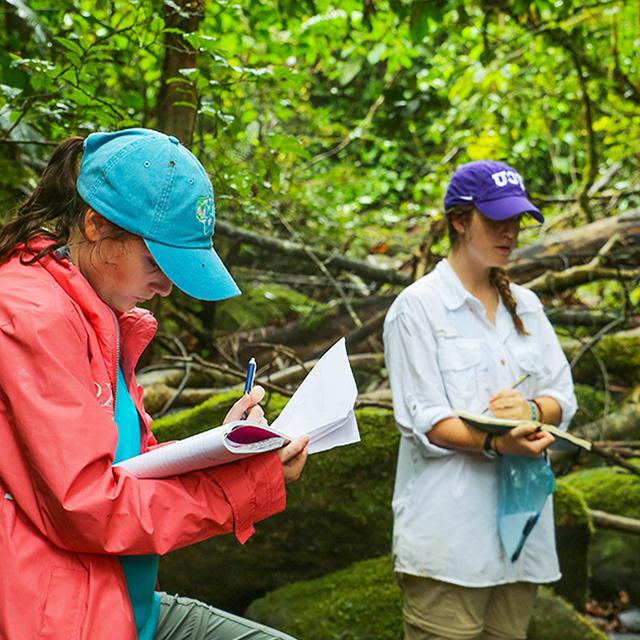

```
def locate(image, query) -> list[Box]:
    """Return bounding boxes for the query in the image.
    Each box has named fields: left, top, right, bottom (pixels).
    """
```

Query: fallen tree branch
left=216, top=219, right=412, bottom=286
left=590, top=443, right=640, bottom=478
left=546, top=308, right=624, bottom=329
left=509, top=208, right=640, bottom=283
left=524, top=233, right=640, bottom=294
left=344, top=308, right=388, bottom=353
left=569, top=316, right=627, bottom=369
left=589, top=509, right=640, bottom=535
left=277, top=212, right=362, bottom=328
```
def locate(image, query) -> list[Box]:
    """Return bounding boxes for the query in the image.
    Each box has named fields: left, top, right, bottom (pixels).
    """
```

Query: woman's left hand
left=278, top=435, right=310, bottom=484
left=489, top=389, right=532, bottom=421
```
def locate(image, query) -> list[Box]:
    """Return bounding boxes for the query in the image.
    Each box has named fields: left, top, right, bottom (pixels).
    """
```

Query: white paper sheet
left=270, top=338, right=359, bottom=454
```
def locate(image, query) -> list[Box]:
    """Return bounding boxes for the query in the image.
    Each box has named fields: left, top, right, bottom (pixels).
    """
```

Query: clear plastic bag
left=497, top=455, right=556, bottom=562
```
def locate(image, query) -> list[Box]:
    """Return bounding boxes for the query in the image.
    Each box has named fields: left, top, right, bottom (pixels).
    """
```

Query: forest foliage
left=2, top=1, right=640, bottom=629
left=0, top=0, right=639, bottom=377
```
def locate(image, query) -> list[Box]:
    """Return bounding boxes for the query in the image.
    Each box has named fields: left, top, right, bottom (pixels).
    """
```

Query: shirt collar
left=434, top=258, right=540, bottom=315
left=433, top=259, right=475, bottom=311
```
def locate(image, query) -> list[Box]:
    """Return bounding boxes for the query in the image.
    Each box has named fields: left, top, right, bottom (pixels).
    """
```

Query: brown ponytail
left=0, top=136, right=87, bottom=265
left=490, top=267, right=529, bottom=336
left=446, top=204, right=529, bottom=336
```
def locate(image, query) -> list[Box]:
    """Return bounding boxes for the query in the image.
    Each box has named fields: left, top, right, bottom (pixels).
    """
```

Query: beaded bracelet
left=531, top=398, right=544, bottom=423
left=527, top=400, right=537, bottom=421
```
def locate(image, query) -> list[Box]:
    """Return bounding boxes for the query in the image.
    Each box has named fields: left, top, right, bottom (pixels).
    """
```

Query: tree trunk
left=155, top=0, right=202, bottom=147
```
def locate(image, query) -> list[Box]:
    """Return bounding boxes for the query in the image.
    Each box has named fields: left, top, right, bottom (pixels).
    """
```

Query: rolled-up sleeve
left=384, top=310, right=455, bottom=458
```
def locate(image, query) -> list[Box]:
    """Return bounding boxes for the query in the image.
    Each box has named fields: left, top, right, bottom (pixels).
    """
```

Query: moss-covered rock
left=153, top=403, right=592, bottom=613
left=576, top=402, right=640, bottom=442
left=155, top=405, right=399, bottom=612
left=247, top=556, right=402, bottom=640
left=245, top=555, right=606, bottom=640
left=572, top=384, right=609, bottom=428
left=527, top=587, right=607, bottom=640
left=562, top=466, right=640, bottom=601
left=554, top=481, right=593, bottom=610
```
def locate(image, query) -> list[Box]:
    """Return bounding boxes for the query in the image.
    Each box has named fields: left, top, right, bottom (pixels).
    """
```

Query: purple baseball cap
left=444, top=160, right=544, bottom=223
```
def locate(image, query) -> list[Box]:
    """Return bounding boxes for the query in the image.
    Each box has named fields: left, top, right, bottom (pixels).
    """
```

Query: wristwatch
left=483, top=433, right=502, bottom=459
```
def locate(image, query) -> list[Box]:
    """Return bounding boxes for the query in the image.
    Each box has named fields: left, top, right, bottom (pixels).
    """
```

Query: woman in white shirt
left=383, top=160, right=577, bottom=640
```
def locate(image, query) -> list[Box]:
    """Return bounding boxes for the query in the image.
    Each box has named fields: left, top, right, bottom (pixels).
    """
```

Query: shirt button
left=500, top=359, right=506, bottom=365
left=168, top=135, right=180, bottom=145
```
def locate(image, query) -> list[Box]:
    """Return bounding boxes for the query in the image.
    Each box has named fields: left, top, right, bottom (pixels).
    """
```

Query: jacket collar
left=28, top=239, right=157, bottom=377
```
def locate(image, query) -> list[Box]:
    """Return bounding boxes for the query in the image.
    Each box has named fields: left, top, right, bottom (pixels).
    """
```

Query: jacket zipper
left=107, top=307, right=120, bottom=409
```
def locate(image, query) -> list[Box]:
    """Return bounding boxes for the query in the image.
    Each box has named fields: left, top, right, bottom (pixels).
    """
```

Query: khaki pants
left=397, top=574, right=538, bottom=640
left=154, top=593, right=297, bottom=640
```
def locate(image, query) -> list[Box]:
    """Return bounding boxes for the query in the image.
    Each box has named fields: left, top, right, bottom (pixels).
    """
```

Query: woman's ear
left=451, top=216, right=467, bottom=236
left=82, top=208, right=110, bottom=242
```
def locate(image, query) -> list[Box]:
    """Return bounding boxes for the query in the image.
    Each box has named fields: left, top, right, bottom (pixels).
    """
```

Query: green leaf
left=55, top=37, right=85, bottom=58
left=339, top=58, right=363, bottom=86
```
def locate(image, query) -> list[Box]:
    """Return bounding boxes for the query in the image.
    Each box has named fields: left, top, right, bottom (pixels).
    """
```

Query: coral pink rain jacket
left=0, top=240, right=286, bottom=640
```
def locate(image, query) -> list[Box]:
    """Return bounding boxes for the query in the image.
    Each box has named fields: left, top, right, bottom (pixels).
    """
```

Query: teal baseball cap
left=76, top=128, right=240, bottom=301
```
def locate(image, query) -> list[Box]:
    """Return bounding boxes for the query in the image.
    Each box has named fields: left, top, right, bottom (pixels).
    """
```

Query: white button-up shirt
left=383, top=259, right=577, bottom=587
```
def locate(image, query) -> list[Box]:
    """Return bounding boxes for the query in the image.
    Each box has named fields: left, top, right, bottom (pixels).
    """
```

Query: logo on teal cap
left=195, top=195, right=214, bottom=236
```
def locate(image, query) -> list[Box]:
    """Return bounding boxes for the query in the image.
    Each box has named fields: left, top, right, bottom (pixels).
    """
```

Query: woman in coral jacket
left=0, top=129, right=308, bottom=640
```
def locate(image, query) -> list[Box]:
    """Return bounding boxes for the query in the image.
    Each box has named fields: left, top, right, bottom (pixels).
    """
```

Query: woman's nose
left=502, top=218, right=519, bottom=236
left=154, top=273, right=173, bottom=297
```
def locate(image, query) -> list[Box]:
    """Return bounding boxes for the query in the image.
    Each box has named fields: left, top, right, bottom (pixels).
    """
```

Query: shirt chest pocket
left=510, top=342, right=549, bottom=396
left=436, top=340, right=489, bottom=411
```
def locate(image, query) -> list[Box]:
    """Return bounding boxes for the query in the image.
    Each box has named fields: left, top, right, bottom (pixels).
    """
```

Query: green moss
left=572, top=384, right=609, bottom=428
left=562, top=466, right=640, bottom=601
left=246, top=556, right=606, bottom=640
left=214, top=284, right=328, bottom=332
left=561, top=466, right=640, bottom=519
left=566, top=330, right=640, bottom=386
left=246, top=556, right=402, bottom=640
left=157, top=408, right=400, bottom=612
left=554, top=481, right=593, bottom=530
left=553, top=482, right=592, bottom=610
left=528, top=588, right=607, bottom=640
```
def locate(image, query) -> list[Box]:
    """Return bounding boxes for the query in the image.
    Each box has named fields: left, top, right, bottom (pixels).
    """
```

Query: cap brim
left=145, top=239, right=241, bottom=301
left=475, top=196, right=544, bottom=223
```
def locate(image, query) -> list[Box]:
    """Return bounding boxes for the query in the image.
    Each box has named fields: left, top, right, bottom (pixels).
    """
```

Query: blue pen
left=244, top=357, right=257, bottom=395
left=241, top=358, right=257, bottom=420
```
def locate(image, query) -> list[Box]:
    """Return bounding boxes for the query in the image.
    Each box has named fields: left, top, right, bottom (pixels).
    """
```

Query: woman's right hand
left=495, top=423, right=554, bottom=457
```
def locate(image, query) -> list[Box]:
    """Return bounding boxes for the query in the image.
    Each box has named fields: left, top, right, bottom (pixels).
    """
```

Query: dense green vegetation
left=2, top=0, right=638, bottom=249
left=2, top=1, right=639, bottom=635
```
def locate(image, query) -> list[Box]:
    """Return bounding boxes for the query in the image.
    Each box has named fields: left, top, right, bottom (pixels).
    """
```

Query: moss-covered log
left=576, top=402, right=640, bottom=443
left=152, top=400, right=591, bottom=613
left=572, top=383, right=610, bottom=429
left=245, top=555, right=606, bottom=640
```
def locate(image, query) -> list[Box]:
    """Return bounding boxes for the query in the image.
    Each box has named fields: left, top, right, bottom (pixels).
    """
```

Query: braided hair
left=446, top=204, right=529, bottom=336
